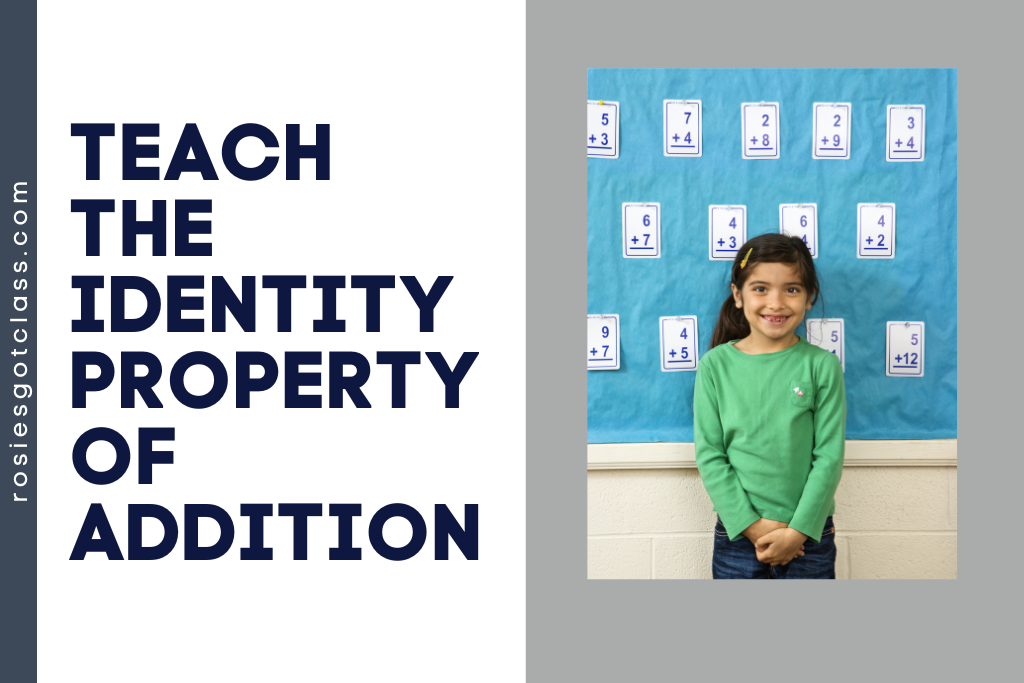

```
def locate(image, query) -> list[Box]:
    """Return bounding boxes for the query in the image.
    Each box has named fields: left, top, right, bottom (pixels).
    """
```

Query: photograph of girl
left=586, top=68, right=957, bottom=580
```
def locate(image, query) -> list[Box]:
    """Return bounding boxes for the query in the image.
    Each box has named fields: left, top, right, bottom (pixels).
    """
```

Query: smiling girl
left=694, top=233, right=847, bottom=579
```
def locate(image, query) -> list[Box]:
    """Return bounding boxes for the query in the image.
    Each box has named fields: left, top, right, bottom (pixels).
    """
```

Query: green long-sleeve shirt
left=693, top=337, right=846, bottom=542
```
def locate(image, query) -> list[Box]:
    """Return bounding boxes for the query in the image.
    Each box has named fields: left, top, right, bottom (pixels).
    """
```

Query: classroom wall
left=587, top=447, right=957, bottom=579
left=587, top=68, right=958, bottom=445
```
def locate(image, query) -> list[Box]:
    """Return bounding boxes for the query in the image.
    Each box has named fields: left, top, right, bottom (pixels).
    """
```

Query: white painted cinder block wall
left=587, top=444, right=957, bottom=580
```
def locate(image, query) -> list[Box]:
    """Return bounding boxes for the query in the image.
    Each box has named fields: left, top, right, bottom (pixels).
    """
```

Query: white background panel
left=37, top=2, right=525, bottom=680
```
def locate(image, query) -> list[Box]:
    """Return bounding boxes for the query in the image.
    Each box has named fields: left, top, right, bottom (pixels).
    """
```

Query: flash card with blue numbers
left=857, top=203, right=895, bottom=259
left=587, top=314, right=620, bottom=370
left=742, top=102, right=780, bottom=159
left=887, top=105, right=925, bottom=162
left=588, top=100, right=619, bottom=158
left=813, top=103, right=850, bottom=160
left=709, top=205, right=746, bottom=261
left=886, top=321, right=924, bottom=377
left=806, top=318, right=845, bottom=371
left=659, top=316, right=699, bottom=372
left=779, top=203, right=818, bottom=258
left=622, top=203, right=661, bottom=258
left=664, top=100, right=701, bottom=157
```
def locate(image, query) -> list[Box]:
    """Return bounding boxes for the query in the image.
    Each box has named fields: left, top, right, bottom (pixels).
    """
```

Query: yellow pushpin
left=740, top=248, right=753, bottom=269
left=598, top=100, right=604, bottom=105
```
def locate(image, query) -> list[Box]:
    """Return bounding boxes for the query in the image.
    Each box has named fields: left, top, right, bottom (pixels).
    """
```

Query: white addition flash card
left=857, top=203, right=895, bottom=259
left=806, top=318, right=845, bottom=372
left=813, top=103, right=851, bottom=160
left=742, top=102, right=780, bottom=159
left=664, top=100, right=702, bottom=157
left=622, top=202, right=661, bottom=258
left=587, top=100, right=619, bottom=159
left=886, top=105, right=925, bottom=162
left=659, top=316, right=699, bottom=372
left=886, top=321, right=924, bottom=377
left=709, top=205, right=746, bottom=261
left=779, top=203, right=818, bottom=258
left=587, top=314, right=620, bottom=370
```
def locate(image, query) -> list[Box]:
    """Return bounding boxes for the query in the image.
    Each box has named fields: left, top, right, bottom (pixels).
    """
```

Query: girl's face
left=731, top=261, right=813, bottom=351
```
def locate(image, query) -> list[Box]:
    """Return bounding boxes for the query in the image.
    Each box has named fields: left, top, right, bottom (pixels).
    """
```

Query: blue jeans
left=712, top=516, right=836, bottom=579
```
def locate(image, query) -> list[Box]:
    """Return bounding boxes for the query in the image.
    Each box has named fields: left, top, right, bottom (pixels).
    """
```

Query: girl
left=694, top=233, right=846, bottom=579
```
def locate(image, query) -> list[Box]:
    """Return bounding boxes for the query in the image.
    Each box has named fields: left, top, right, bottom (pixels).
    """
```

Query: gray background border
left=527, top=0, right=1010, bottom=678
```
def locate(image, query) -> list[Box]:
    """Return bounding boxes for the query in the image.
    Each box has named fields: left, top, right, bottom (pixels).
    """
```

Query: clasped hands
left=742, top=518, right=809, bottom=566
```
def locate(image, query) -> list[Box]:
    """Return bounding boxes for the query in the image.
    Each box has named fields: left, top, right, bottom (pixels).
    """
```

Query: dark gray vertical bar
left=1, top=0, right=37, bottom=680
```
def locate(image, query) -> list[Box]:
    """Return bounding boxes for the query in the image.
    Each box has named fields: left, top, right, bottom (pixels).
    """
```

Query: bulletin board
left=587, top=69, right=957, bottom=444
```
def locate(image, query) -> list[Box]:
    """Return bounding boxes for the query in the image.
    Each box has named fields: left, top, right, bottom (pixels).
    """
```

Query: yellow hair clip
left=740, top=248, right=753, bottom=269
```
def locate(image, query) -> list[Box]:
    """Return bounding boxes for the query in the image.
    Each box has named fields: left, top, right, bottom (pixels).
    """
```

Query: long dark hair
left=709, top=233, right=821, bottom=349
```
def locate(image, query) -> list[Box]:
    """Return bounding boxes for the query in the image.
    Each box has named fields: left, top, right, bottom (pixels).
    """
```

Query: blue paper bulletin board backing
left=587, top=69, right=957, bottom=444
